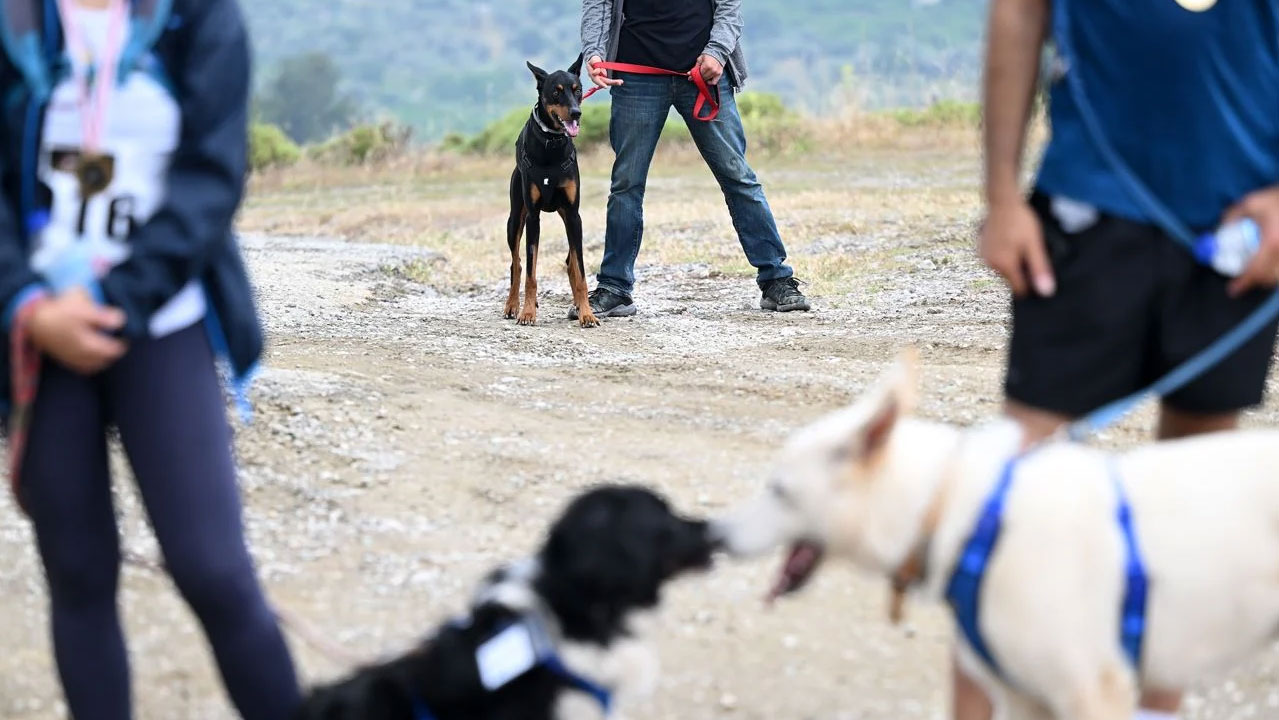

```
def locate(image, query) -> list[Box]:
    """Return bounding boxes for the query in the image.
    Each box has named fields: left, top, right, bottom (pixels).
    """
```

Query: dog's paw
left=503, top=305, right=519, bottom=320
left=517, top=310, right=538, bottom=326
left=578, top=312, right=600, bottom=328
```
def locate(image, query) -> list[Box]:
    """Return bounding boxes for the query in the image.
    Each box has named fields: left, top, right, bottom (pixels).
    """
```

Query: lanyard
left=54, top=0, right=128, bottom=156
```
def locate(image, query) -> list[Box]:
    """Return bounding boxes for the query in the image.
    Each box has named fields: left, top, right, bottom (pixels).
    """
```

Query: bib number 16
left=76, top=195, right=137, bottom=240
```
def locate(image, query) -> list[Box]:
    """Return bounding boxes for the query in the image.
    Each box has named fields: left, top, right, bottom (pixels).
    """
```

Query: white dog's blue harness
left=944, top=457, right=1150, bottom=677
left=410, top=615, right=613, bottom=720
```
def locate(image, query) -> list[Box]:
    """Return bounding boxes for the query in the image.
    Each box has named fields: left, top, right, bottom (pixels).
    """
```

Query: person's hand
left=979, top=198, right=1055, bottom=298
left=1222, top=186, right=1279, bottom=297
left=27, top=288, right=127, bottom=375
left=697, top=54, right=724, bottom=86
left=588, top=55, right=622, bottom=89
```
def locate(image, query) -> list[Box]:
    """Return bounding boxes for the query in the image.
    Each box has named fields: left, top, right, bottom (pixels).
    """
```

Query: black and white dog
left=295, top=486, right=717, bottom=719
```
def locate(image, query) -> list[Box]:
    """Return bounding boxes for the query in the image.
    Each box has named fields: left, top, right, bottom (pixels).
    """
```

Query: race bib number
left=48, top=149, right=141, bottom=242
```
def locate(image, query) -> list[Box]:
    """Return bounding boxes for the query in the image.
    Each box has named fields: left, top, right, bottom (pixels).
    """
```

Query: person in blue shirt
left=0, top=0, right=300, bottom=717
left=973, top=0, right=1279, bottom=719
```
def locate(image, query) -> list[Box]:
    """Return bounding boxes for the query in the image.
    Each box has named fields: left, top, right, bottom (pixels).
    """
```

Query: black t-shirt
left=616, top=0, right=713, bottom=72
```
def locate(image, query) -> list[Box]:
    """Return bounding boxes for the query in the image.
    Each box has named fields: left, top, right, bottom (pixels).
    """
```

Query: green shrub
left=736, top=91, right=789, bottom=121
left=446, top=91, right=808, bottom=155
left=888, top=99, right=982, bottom=128
left=445, top=103, right=647, bottom=154
left=734, top=91, right=812, bottom=154
left=309, top=121, right=413, bottom=165
left=249, top=122, right=301, bottom=171
left=439, top=132, right=469, bottom=152
left=459, top=107, right=537, bottom=154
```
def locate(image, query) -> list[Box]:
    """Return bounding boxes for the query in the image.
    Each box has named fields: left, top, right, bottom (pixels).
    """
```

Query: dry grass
left=239, top=121, right=989, bottom=297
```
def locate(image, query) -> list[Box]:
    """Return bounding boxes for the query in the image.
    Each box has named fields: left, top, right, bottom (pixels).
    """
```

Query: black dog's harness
left=516, top=106, right=577, bottom=192
left=411, top=610, right=613, bottom=720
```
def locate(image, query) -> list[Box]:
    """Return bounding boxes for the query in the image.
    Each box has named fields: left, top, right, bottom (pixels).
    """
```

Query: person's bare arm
left=979, top=0, right=1053, bottom=298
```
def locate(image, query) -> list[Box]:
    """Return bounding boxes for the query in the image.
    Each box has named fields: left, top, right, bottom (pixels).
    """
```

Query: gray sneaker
left=568, top=287, right=637, bottom=320
left=761, top=278, right=811, bottom=312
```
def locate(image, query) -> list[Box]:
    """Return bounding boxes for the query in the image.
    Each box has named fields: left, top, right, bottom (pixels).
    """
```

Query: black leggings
left=20, top=323, right=299, bottom=719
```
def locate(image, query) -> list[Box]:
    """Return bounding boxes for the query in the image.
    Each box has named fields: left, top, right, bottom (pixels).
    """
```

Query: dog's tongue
left=767, top=541, right=824, bottom=603
left=564, top=120, right=581, bottom=138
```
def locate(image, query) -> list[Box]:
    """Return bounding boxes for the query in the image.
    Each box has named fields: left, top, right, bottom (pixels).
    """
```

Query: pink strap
left=54, top=0, right=129, bottom=153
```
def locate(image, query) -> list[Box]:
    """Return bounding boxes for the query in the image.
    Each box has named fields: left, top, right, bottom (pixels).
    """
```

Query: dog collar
left=889, top=539, right=931, bottom=623
left=887, top=451, right=961, bottom=623
left=531, top=106, right=567, bottom=139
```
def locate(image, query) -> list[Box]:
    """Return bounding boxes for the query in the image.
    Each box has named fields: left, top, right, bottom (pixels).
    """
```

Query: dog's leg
left=1043, top=662, right=1136, bottom=720
left=505, top=172, right=526, bottom=319
left=518, top=189, right=542, bottom=325
left=996, top=691, right=1053, bottom=720
left=560, top=196, right=597, bottom=328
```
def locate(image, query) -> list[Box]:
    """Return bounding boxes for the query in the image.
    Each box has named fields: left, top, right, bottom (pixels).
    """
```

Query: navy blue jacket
left=0, top=0, right=262, bottom=402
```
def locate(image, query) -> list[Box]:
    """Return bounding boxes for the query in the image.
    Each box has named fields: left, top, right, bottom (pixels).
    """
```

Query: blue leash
left=1051, top=0, right=1279, bottom=441
left=1067, top=289, right=1279, bottom=440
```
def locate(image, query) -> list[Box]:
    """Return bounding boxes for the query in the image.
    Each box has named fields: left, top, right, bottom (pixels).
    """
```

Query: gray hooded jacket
left=581, top=0, right=749, bottom=90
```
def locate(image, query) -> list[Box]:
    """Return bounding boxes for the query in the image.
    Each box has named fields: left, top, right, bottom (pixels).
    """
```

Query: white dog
left=713, top=350, right=1279, bottom=720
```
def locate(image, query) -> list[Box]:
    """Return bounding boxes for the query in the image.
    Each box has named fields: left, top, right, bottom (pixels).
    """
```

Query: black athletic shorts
left=1005, top=191, right=1279, bottom=416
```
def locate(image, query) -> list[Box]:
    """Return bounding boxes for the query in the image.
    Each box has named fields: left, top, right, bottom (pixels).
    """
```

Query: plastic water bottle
left=1193, top=218, right=1261, bottom=278
left=42, top=240, right=104, bottom=303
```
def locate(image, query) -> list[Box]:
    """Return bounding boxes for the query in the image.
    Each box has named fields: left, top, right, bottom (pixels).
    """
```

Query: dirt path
left=2, top=151, right=1278, bottom=718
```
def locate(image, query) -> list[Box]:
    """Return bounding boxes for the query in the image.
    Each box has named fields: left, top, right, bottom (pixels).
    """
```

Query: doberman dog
left=505, top=54, right=598, bottom=328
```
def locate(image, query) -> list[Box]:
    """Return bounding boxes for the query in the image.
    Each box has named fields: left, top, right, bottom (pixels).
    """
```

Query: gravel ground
left=2, top=155, right=1278, bottom=719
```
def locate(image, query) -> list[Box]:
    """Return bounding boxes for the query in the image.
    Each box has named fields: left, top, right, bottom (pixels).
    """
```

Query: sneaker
left=761, top=278, right=811, bottom=312
left=568, top=287, right=637, bottom=320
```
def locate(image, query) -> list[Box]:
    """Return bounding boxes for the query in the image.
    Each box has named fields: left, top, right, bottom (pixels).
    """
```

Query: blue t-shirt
left=1037, top=0, right=1279, bottom=232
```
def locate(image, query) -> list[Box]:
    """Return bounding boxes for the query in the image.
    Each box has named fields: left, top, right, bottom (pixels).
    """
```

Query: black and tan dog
left=505, top=54, right=597, bottom=328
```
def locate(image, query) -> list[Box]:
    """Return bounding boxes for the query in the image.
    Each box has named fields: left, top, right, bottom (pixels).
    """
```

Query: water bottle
left=1193, top=218, right=1260, bottom=278
left=42, top=240, right=104, bottom=303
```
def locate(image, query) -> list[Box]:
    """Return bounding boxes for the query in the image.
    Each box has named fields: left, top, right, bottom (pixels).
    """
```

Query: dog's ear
left=527, top=61, right=549, bottom=86
left=569, top=53, right=585, bottom=78
left=858, top=348, right=919, bottom=457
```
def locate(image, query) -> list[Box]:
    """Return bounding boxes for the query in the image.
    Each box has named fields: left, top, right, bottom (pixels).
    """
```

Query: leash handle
left=583, top=61, right=720, bottom=122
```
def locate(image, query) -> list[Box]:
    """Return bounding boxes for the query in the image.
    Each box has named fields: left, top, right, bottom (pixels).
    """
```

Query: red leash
left=582, top=61, right=721, bottom=122
left=8, top=295, right=43, bottom=513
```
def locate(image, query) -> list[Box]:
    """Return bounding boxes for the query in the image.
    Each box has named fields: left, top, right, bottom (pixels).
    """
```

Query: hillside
left=242, top=0, right=987, bottom=139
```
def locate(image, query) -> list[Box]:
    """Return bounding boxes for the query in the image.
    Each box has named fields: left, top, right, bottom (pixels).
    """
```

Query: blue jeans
left=598, top=73, right=793, bottom=298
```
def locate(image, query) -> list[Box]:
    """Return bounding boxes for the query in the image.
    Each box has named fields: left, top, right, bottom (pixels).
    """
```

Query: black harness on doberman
left=516, top=105, right=577, bottom=194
